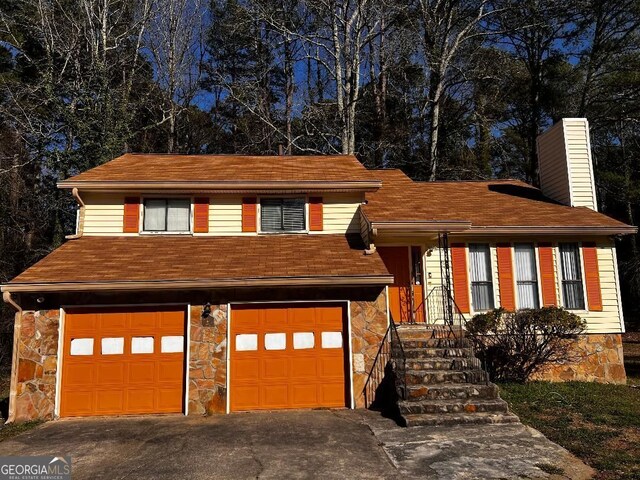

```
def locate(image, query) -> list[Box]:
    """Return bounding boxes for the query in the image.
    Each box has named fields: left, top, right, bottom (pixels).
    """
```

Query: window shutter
left=538, top=243, right=557, bottom=306
left=450, top=243, right=470, bottom=313
left=242, top=197, right=257, bottom=232
left=309, top=197, right=323, bottom=231
left=123, top=197, right=140, bottom=233
left=582, top=242, right=603, bottom=311
left=193, top=197, right=209, bottom=233
left=496, top=243, right=516, bottom=311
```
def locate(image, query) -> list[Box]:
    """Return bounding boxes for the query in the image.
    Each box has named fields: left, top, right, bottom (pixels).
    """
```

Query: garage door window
left=131, top=336, right=154, bottom=354
left=236, top=334, right=258, bottom=351
left=264, top=333, right=286, bottom=350
left=321, top=332, right=342, bottom=349
left=161, top=336, right=184, bottom=353
left=70, top=338, right=94, bottom=355
left=101, top=337, right=124, bottom=355
left=293, top=332, right=314, bottom=349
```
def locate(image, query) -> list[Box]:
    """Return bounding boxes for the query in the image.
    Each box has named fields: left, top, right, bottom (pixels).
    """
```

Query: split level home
left=2, top=118, right=636, bottom=425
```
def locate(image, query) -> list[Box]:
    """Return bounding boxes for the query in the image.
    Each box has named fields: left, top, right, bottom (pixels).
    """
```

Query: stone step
left=404, top=357, right=482, bottom=371
left=398, top=338, right=471, bottom=349
left=395, top=347, right=475, bottom=359
left=405, top=369, right=487, bottom=385
left=398, top=398, right=509, bottom=415
left=405, top=383, right=498, bottom=401
left=403, top=412, right=520, bottom=427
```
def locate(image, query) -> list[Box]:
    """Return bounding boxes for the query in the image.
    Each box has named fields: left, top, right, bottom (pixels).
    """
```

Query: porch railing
left=363, top=315, right=407, bottom=409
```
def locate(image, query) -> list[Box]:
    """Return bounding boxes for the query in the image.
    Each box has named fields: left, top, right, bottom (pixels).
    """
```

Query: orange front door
left=61, top=306, right=186, bottom=417
left=378, top=246, right=425, bottom=323
left=230, top=303, right=348, bottom=411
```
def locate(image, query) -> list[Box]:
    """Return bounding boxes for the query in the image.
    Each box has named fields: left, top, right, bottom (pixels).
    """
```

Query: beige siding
left=320, top=193, right=362, bottom=234
left=82, top=192, right=134, bottom=236
left=564, top=119, right=598, bottom=210
left=209, top=196, right=249, bottom=235
left=359, top=207, right=370, bottom=246
left=537, top=122, right=571, bottom=205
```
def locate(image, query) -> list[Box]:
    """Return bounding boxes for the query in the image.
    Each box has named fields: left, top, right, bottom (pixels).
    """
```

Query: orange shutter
left=450, top=243, right=470, bottom=313
left=582, top=242, right=603, bottom=311
left=242, top=197, right=257, bottom=232
left=193, top=197, right=209, bottom=233
left=309, top=197, right=323, bottom=231
left=538, top=243, right=557, bottom=306
left=123, top=197, right=140, bottom=233
left=496, top=243, right=515, bottom=311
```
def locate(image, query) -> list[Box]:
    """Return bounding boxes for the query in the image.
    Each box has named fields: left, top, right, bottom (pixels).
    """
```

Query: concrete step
left=405, top=369, right=487, bottom=385
left=405, top=383, right=499, bottom=401
left=397, top=347, right=475, bottom=359
left=404, top=357, right=482, bottom=371
left=403, top=412, right=520, bottom=427
left=398, top=398, right=509, bottom=415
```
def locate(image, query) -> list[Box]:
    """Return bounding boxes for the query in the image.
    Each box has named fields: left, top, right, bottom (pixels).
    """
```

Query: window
left=559, top=243, right=585, bottom=310
left=131, top=336, right=154, bottom=354
left=70, top=338, right=94, bottom=356
left=293, top=332, right=315, bottom=349
left=514, top=244, right=540, bottom=309
left=260, top=198, right=305, bottom=232
left=321, top=332, right=342, bottom=349
left=143, top=198, right=190, bottom=232
left=469, top=244, right=494, bottom=311
left=101, top=337, right=124, bottom=355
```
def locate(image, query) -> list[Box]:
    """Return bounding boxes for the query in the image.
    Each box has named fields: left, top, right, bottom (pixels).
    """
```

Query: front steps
left=392, top=326, right=518, bottom=427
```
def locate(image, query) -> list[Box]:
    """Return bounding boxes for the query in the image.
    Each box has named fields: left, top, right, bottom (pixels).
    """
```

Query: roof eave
left=57, top=180, right=382, bottom=193
left=1, top=275, right=394, bottom=294
left=370, top=220, right=472, bottom=234
left=462, top=225, right=638, bottom=236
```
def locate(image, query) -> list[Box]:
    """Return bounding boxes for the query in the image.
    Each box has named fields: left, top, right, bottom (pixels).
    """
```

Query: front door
left=378, top=246, right=425, bottom=323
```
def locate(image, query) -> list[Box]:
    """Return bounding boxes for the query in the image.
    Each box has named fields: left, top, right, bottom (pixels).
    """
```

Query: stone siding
left=13, top=310, right=60, bottom=422
left=532, top=333, right=626, bottom=384
left=188, top=304, right=228, bottom=415
left=350, top=290, right=388, bottom=408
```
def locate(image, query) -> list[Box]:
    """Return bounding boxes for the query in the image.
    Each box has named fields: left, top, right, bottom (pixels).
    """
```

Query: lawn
left=499, top=381, right=640, bottom=480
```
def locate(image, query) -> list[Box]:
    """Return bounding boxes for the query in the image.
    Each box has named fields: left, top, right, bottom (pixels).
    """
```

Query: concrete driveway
left=0, top=411, right=398, bottom=480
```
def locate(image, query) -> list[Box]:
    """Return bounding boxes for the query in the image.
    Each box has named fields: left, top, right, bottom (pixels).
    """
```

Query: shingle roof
left=61, top=153, right=379, bottom=184
left=362, top=169, right=633, bottom=231
left=5, top=235, right=391, bottom=291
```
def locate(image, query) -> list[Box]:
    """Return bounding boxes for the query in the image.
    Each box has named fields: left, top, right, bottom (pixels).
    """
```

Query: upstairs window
left=469, top=244, right=494, bottom=311
left=260, top=198, right=305, bottom=232
left=514, top=244, right=540, bottom=309
left=559, top=243, right=585, bottom=310
left=143, top=198, right=190, bottom=232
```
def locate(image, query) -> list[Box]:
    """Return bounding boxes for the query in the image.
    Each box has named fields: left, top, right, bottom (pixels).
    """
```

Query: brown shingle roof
left=61, top=154, right=378, bottom=184
left=5, top=235, right=391, bottom=291
left=363, top=169, right=634, bottom=231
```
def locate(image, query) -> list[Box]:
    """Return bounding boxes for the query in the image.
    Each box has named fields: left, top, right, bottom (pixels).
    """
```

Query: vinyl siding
left=537, top=122, right=571, bottom=205
left=320, top=193, right=362, bottom=234
left=359, top=207, right=370, bottom=247
left=564, top=119, right=598, bottom=210
left=83, top=193, right=136, bottom=236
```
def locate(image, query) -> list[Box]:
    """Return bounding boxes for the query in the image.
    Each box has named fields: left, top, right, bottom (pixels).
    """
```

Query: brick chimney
left=536, top=118, right=598, bottom=211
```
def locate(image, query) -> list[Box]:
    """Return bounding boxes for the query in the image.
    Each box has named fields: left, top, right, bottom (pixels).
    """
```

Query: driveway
left=0, top=410, right=594, bottom=479
left=0, top=411, right=398, bottom=480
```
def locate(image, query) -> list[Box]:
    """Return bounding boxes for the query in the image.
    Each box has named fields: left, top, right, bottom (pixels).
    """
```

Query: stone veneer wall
left=12, top=310, right=60, bottom=422
left=188, top=304, right=228, bottom=415
left=532, top=333, right=626, bottom=384
left=350, top=290, right=388, bottom=408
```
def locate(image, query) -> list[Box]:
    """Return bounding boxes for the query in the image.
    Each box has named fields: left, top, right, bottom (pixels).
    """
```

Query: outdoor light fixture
left=202, top=302, right=211, bottom=319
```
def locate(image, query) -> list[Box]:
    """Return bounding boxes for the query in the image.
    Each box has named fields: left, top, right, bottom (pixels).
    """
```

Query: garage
left=60, top=306, right=186, bottom=417
left=230, top=303, right=350, bottom=412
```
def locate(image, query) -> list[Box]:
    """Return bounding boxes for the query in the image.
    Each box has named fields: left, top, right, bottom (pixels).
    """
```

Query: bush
left=466, top=307, right=587, bottom=382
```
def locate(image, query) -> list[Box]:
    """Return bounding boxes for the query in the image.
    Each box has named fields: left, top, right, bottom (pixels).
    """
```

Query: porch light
left=202, top=302, right=211, bottom=319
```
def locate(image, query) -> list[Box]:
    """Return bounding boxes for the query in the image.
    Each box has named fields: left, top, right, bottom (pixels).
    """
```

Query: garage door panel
left=62, top=307, right=186, bottom=417
left=230, top=303, right=348, bottom=412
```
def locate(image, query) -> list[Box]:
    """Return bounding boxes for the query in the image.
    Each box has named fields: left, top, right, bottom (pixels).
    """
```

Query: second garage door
left=230, top=303, right=349, bottom=411
left=61, top=306, right=186, bottom=417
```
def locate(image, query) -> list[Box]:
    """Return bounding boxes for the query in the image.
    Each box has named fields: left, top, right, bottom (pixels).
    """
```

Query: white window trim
left=467, top=243, right=497, bottom=315
left=257, top=194, right=309, bottom=235
left=139, top=195, right=194, bottom=235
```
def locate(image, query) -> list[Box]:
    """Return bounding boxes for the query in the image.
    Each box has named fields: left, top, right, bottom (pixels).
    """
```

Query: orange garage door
left=61, top=306, right=186, bottom=417
left=230, top=303, right=349, bottom=411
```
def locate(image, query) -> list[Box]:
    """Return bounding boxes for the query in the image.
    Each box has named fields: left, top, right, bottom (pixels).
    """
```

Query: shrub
left=466, top=307, right=587, bottom=382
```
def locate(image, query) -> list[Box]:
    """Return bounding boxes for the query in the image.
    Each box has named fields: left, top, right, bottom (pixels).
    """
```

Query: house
left=2, top=118, right=635, bottom=423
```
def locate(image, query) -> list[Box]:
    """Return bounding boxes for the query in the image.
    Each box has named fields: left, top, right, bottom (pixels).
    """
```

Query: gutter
left=370, top=220, right=472, bottom=235
left=57, top=180, right=383, bottom=193
left=2, top=292, right=21, bottom=424
left=463, top=225, right=638, bottom=236
left=1, top=274, right=395, bottom=294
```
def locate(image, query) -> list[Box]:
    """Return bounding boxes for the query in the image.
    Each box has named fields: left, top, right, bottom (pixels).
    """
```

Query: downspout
left=65, top=188, right=85, bottom=240
left=3, top=291, right=22, bottom=424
